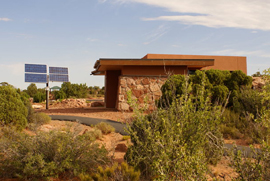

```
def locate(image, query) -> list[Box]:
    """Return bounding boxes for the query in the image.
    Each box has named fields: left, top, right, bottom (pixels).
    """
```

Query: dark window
left=188, top=70, right=196, bottom=75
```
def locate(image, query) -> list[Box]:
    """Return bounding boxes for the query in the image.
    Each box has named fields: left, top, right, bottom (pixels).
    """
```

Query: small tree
left=26, top=83, right=38, bottom=97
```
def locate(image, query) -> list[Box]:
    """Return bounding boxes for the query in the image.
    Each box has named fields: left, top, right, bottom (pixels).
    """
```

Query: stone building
left=91, top=54, right=247, bottom=111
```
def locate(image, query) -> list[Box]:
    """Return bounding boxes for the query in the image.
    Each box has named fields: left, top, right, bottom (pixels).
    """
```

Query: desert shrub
left=95, top=122, right=115, bottom=135
left=33, top=91, right=46, bottom=103
left=122, top=135, right=131, bottom=141
left=229, top=142, right=270, bottom=180
left=91, top=162, right=140, bottom=181
left=53, top=90, right=67, bottom=100
left=226, top=70, right=252, bottom=107
left=0, top=127, right=109, bottom=179
left=84, top=128, right=103, bottom=141
left=220, top=125, right=242, bottom=139
left=26, top=83, right=38, bottom=97
left=212, top=85, right=230, bottom=103
left=205, top=69, right=230, bottom=85
left=0, top=85, right=28, bottom=130
left=230, top=71, right=270, bottom=178
left=220, top=109, right=244, bottom=139
left=28, top=112, right=51, bottom=131
left=61, top=82, right=88, bottom=98
left=235, top=87, right=263, bottom=116
left=126, top=74, right=224, bottom=180
left=160, top=69, right=252, bottom=109
left=19, top=91, right=36, bottom=122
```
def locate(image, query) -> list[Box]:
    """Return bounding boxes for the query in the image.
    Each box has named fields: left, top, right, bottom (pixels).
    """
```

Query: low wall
left=117, top=76, right=168, bottom=111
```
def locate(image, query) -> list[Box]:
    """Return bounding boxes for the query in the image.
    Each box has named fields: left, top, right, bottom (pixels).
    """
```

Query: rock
left=150, top=84, right=160, bottom=92
left=136, top=84, right=144, bottom=90
left=153, top=91, right=162, bottom=96
left=119, top=95, right=124, bottom=101
left=115, top=143, right=128, bottom=152
left=142, top=78, right=150, bottom=85
left=126, top=78, right=135, bottom=85
left=252, top=77, right=265, bottom=89
left=132, top=90, right=144, bottom=98
left=120, top=103, right=129, bottom=111
left=32, top=105, right=43, bottom=109
left=91, top=101, right=105, bottom=107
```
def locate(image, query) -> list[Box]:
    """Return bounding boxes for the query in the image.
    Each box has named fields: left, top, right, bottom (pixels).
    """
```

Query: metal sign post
left=24, top=64, right=69, bottom=110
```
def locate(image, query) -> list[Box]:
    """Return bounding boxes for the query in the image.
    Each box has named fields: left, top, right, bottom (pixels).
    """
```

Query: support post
left=46, top=79, right=49, bottom=110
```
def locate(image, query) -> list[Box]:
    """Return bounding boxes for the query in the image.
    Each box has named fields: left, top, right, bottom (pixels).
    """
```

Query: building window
left=188, top=70, right=196, bottom=75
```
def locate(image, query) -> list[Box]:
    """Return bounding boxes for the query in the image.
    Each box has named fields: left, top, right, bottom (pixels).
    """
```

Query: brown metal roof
left=91, top=58, right=214, bottom=75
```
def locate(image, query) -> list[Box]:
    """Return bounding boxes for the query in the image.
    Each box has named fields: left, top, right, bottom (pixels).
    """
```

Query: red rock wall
left=117, top=76, right=168, bottom=111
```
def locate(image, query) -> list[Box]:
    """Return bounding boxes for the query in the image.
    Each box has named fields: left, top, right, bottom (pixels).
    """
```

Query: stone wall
left=117, top=76, right=168, bottom=111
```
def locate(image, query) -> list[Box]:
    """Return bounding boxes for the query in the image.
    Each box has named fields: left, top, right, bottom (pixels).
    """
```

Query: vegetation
left=0, top=85, right=28, bottom=130
left=95, top=122, right=115, bottom=135
left=0, top=127, right=109, bottom=180
left=91, top=162, right=140, bottom=181
left=84, top=128, right=103, bottom=141
left=159, top=69, right=252, bottom=109
left=24, top=83, right=47, bottom=103
left=26, top=83, right=38, bottom=97
left=2, top=68, right=270, bottom=180
left=89, top=86, right=105, bottom=97
left=125, top=74, right=224, bottom=180
left=230, top=142, right=270, bottom=180
left=60, top=82, right=88, bottom=98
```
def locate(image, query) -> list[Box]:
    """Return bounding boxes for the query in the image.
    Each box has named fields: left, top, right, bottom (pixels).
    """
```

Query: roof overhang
left=91, top=58, right=214, bottom=75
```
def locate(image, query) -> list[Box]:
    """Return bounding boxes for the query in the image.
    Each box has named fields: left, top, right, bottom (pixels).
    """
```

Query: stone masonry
left=117, top=76, right=168, bottom=111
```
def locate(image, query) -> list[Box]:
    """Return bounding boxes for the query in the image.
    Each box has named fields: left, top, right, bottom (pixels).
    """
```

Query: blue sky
left=1, top=0, right=270, bottom=89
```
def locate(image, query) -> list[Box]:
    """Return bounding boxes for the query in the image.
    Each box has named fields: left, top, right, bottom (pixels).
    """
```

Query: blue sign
left=25, top=64, right=47, bottom=73
left=25, top=73, right=47, bottom=83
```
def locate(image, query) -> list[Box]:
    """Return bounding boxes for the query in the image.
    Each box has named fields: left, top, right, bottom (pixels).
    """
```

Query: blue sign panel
left=25, top=64, right=47, bottom=73
left=25, top=73, right=47, bottom=83
left=49, top=74, right=69, bottom=82
left=49, top=67, right=68, bottom=74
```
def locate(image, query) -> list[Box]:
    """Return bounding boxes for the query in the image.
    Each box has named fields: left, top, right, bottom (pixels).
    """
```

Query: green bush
left=212, top=85, right=229, bottom=103
left=91, top=162, right=140, bottom=181
left=95, top=122, right=115, bottom=135
left=0, top=127, right=109, bottom=179
left=230, top=142, right=270, bottom=180
left=61, top=82, right=88, bottom=98
left=84, top=128, right=103, bottom=141
left=160, top=69, right=252, bottom=109
left=236, top=86, right=264, bottom=116
left=0, top=85, right=28, bottom=130
left=28, top=112, right=51, bottom=131
left=33, top=91, right=46, bottom=103
left=53, top=90, right=67, bottom=100
left=126, top=74, right=224, bottom=180
left=26, top=83, right=38, bottom=97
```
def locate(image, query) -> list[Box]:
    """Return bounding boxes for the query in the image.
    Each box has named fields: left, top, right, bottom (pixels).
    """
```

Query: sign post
left=25, top=64, right=69, bottom=110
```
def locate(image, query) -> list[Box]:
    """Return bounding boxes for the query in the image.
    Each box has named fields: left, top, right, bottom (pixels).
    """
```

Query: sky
left=0, top=0, right=270, bottom=90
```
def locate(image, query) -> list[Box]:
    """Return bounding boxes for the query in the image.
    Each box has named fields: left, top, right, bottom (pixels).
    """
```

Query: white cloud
left=113, top=0, right=270, bottom=31
left=0, top=18, right=12, bottom=21
left=143, top=24, right=169, bottom=45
